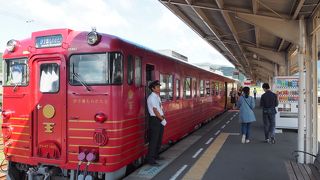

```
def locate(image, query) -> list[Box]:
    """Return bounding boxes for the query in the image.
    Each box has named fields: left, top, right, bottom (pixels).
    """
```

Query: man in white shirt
left=146, top=80, right=167, bottom=166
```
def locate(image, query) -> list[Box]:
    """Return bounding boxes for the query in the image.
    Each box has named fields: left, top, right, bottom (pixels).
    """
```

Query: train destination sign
left=35, top=34, right=63, bottom=48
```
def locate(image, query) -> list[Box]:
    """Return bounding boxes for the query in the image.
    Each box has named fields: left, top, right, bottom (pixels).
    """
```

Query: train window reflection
left=160, top=74, right=173, bottom=101
left=200, top=80, right=204, bottom=97
left=184, top=77, right=191, bottom=99
left=135, top=57, right=141, bottom=86
left=4, top=58, right=28, bottom=86
left=176, top=79, right=180, bottom=99
left=127, top=55, right=134, bottom=85
left=40, top=63, right=59, bottom=93
left=69, top=53, right=123, bottom=85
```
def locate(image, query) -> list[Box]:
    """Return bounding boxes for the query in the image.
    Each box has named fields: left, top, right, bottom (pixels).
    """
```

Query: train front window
left=4, top=58, right=28, bottom=86
left=69, top=53, right=123, bottom=85
left=40, top=63, right=59, bottom=93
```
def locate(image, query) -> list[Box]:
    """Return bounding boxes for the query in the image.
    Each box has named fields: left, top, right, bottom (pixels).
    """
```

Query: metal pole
left=311, top=16, right=318, bottom=161
left=306, top=53, right=312, bottom=163
left=298, top=16, right=306, bottom=163
left=313, top=12, right=320, bottom=158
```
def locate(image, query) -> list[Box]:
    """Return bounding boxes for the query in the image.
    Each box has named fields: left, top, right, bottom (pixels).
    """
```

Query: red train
left=1, top=28, right=237, bottom=179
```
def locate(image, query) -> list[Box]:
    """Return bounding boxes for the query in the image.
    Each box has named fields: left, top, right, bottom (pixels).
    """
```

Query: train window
left=184, top=77, right=191, bottom=99
left=216, top=83, right=220, bottom=96
left=4, top=58, right=29, bottom=86
left=176, top=79, right=180, bottom=99
left=127, top=55, right=134, bottom=85
left=69, top=53, right=123, bottom=85
left=193, top=78, right=197, bottom=97
left=160, top=74, right=173, bottom=101
left=205, top=81, right=210, bottom=96
left=40, top=63, right=59, bottom=93
left=211, top=82, right=215, bottom=95
left=200, top=80, right=204, bottom=97
left=135, top=56, right=142, bottom=86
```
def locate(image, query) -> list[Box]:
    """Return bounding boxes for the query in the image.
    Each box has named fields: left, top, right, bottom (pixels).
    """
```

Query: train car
left=1, top=28, right=236, bottom=180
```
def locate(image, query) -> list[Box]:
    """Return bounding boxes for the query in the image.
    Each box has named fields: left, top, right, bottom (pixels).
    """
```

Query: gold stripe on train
left=6, top=154, right=29, bottom=158
left=68, top=124, right=144, bottom=132
left=6, top=147, right=30, bottom=150
left=68, top=116, right=145, bottom=124
left=11, top=139, right=29, bottom=143
left=12, top=132, right=29, bottom=136
left=10, top=117, right=29, bottom=121
left=69, top=136, right=93, bottom=140
left=11, top=125, right=30, bottom=128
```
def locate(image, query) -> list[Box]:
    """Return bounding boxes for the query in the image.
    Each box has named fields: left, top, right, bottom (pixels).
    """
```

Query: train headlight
left=94, top=112, right=107, bottom=123
left=2, top=111, right=12, bottom=120
left=87, top=28, right=101, bottom=46
left=6, top=39, right=17, bottom=52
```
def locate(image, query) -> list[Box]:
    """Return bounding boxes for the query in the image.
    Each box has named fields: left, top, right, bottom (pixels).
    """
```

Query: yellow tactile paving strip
left=183, top=133, right=229, bottom=180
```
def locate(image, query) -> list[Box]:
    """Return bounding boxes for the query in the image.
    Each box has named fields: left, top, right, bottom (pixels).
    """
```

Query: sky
left=0, top=0, right=233, bottom=67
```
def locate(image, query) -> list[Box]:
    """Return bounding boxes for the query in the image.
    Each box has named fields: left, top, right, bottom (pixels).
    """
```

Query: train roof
left=116, top=34, right=236, bottom=82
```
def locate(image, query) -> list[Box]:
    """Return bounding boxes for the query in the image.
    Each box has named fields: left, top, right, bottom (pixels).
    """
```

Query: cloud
left=0, top=0, right=129, bottom=31
left=0, top=0, right=233, bottom=66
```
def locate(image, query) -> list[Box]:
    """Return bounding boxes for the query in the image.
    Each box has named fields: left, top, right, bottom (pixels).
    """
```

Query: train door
left=31, top=55, right=66, bottom=164
left=144, top=64, right=155, bottom=144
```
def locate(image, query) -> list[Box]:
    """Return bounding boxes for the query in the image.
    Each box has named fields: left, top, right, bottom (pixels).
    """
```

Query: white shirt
left=147, top=92, right=164, bottom=116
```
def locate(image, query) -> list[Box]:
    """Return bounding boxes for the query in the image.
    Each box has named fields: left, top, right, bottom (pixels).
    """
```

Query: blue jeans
left=241, top=123, right=251, bottom=139
left=263, top=112, right=276, bottom=140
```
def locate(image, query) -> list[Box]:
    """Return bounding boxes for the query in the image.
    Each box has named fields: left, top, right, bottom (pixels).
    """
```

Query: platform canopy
left=159, top=0, right=320, bottom=82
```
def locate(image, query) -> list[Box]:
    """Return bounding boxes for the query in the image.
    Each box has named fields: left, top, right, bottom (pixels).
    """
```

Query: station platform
left=125, top=98, right=297, bottom=180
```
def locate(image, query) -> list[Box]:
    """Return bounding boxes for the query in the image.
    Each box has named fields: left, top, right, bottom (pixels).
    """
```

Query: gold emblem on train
left=43, top=122, right=55, bottom=133
left=43, top=104, right=55, bottom=119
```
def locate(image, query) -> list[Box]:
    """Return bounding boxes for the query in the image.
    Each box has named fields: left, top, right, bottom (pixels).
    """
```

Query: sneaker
left=245, top=139, right=250, bottom=143
left=265, top=139, right=270, bottom=143
left=241, top=135, right=246, bottom=143
left=271, top=138, right=276, bottom=144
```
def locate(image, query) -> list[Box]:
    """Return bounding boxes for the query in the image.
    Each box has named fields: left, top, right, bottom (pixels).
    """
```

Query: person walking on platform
left=253, top=88, right=257, bottom=99
left=237, top=87, right=256, bottom=143
left=260, top=83, right=278, bottom=144
left=146, top=80, right=167, bottom=166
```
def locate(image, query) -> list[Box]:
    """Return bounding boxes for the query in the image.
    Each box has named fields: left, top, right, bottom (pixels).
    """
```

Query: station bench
left=285, top=152, right=320, bottom=180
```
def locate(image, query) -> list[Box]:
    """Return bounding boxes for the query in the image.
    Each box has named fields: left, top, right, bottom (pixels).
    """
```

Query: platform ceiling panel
left=159, top=0, right=320, bottom=80
left=258, top=29, right=280, bottom=49
left=258, top=0, right=296, bottom=15
left=224, top=0, right=253, bottom=9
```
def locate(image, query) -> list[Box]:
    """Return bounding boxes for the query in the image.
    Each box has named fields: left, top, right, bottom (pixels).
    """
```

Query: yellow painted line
left=183, top=133, right=229, bottom=180
left=69, top=136, right=92, bottom=140
left=68, top=128, right=95, bottom=131
left=69, top=120, right=95, bottom=123
left=11, top=125, right=30, bottom=128
left=11, top=139, right=29, bottom=143
left=10, top=117, right=29, bottom=120
left=12, top=132, right=29, bottom=136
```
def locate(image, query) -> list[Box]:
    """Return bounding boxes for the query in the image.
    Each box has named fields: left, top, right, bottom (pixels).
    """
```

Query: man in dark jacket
left=260, top=83, right=278, bottom=144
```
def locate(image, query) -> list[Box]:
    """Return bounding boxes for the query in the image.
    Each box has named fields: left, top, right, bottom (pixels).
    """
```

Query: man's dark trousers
left=263, top=109, right=276, bottom=140
left=147, top=116, right=164, bottom=163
